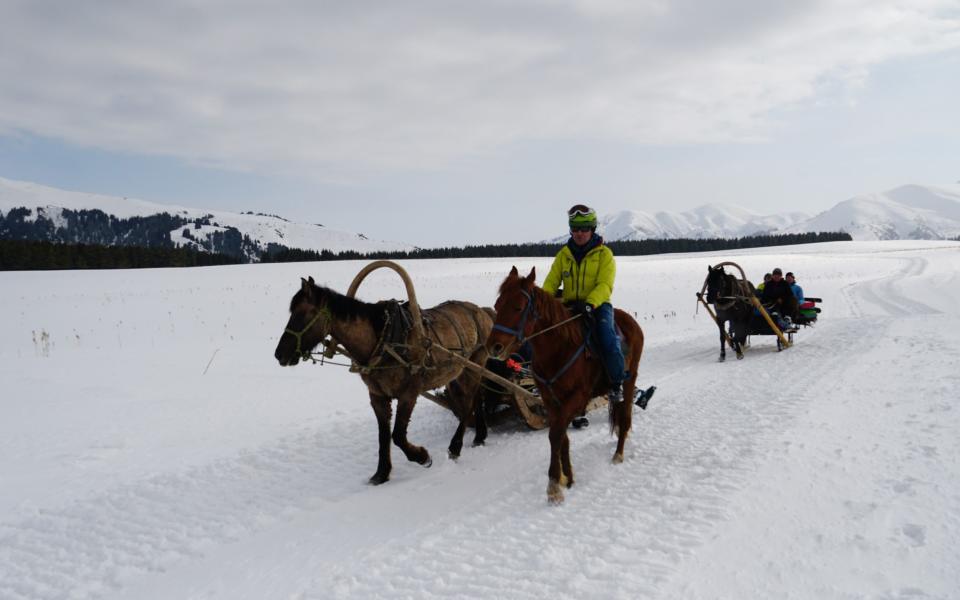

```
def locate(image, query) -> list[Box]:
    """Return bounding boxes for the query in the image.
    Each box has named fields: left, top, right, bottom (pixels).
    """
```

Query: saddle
left=382, top=300, right=414, bottom=345
left=378, top=299, right=479, bottom=362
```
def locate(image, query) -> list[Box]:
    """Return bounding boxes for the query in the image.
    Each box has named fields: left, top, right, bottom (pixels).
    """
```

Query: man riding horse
left=542, top=204, right=626, bottom=404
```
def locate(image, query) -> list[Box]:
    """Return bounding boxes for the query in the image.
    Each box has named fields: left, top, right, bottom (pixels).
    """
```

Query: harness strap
left=531, top=341, right=587, bottom=387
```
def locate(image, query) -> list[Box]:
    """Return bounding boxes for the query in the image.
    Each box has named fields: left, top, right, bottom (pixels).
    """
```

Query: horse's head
left=705, top=265, right=727, bottom=304
left=274, top=276, right=332, bottom=366
left=485, top=266, right=538, bottom=360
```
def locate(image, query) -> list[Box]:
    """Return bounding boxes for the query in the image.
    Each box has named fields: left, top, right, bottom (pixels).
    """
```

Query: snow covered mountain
left=0, top=177, right=413, bottom=260
left=784, top=184, right=960, bottom=241
left=591, top=184, right=960, bottom=242
left=597, top=204, right=810, bottom=241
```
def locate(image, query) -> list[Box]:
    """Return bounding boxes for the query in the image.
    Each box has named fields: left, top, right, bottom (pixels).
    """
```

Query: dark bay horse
left=485, top=267, right=645, bottom=504
left=705, top=265, right=755, bottom=361
left=274, top=277, right=493, bottom=484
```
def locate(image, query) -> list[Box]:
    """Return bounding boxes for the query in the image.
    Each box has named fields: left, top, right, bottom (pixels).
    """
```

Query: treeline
left=0, top=239, right=241, bottom=270
left=261, top=231, right=852, bottom=263
left=2, top=231, right=853, bottom=270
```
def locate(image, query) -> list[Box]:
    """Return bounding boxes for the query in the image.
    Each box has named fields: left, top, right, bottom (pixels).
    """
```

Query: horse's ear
left=525, top=267, right=537, bottom=283
left=308, top=276, right=315, bottom=285
left=301, top=277, right=314, bottom=300
left=509, top=266, right=519, bottom=277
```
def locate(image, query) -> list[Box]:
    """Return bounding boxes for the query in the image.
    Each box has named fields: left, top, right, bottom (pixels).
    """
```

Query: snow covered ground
left=1, top=241, right=958, bottom=600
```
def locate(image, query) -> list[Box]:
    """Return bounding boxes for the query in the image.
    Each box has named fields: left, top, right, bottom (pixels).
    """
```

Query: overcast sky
left=1, top=0, right=959, bottom=246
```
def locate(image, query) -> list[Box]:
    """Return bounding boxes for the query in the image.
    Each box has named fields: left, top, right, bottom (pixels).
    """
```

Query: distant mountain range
left=594, top=204, right=811, bottom=241
left=592, top=184, right=960, bottom=242
left=3, top=177, right=959, bottom=262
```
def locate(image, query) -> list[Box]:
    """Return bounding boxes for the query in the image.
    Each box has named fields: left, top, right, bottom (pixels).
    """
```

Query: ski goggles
left=567, top=205, right=595, bottom=218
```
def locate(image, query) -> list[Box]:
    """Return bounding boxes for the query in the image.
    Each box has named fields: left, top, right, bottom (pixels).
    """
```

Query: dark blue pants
left=594, top=303, right=625, bottom=385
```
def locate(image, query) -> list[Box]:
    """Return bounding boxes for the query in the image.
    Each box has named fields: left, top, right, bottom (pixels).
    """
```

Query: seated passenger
left=756, top=272, right=772, bottom=294
left=761, top=268, right=798, bottom=328
left=785, top=272, right=804, bottom=304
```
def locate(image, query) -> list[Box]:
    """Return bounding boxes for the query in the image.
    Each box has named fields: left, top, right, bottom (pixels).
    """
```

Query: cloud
left=1, top=0, right=958, bottom=180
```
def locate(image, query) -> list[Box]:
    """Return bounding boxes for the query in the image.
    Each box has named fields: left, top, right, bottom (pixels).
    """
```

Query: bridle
left=283, top=306, right=332, bottom=360
left=492, top=288, right=539, bottom=345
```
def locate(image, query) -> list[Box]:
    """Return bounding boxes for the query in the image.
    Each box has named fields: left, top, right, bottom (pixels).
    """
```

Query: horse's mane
left=292, top=282, right=388, bottom=332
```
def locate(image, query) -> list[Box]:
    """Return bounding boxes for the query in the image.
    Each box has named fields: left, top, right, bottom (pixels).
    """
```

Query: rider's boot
left=635, top=385, right=656, bottom=410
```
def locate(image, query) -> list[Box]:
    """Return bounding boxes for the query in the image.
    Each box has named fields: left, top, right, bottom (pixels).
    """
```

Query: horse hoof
left=718, top=356, right=726, bottom=362
left=471, top=440, right=485, bottom=448
left=421, top=456, right=433, bottom=468
left=737, top=353, right=744, bottom=360
left=447, top=449, right=460, bottom=460
left=612, top=452, right=624, bottom=464
left=547, top=479, right=565, bottom=504
left=368, top=473, right=389, bottom=485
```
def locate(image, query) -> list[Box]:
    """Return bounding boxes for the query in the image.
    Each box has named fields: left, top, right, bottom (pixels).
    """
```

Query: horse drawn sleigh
left=696, top=261, right=822, bottom=360
left=274, top=260, right=653, bottom=503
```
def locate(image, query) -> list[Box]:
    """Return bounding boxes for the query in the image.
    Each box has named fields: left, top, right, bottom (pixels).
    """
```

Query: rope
left=524, top=312, right=582, bottom=342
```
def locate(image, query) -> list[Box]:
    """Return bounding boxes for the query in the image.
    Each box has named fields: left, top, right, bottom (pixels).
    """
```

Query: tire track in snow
left=0, top=418, right=385, bottom=600
left=842, top=256, right=939, bottom=318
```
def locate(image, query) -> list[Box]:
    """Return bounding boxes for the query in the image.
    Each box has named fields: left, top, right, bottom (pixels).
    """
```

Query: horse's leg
left=468, top=347, right=489, bottom=448
left=368, top=393, right=393, bottom=485
left=448, top=419, right=467, bottom=460
left=613, top=378, right=635, bottom=463
left=393, top=391, right=432, bottom=468
left=734, top=318, right=745, bottom=359
left=446, top=380, right=467, bottom=459
left=472, top=389, right=488, bottom=447
left=546, top=421, right=568, bottom=504
left=559, top=427, right=575, bottom=488
left=718, top=319, right=727, bottom=362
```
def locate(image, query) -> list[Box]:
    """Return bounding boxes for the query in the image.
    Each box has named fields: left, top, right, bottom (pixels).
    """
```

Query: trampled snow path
left=1, top=242, right=958, bottom=599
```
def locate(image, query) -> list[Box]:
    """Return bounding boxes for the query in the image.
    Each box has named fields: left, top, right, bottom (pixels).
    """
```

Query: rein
left=492, top=288, right=583, bottom=344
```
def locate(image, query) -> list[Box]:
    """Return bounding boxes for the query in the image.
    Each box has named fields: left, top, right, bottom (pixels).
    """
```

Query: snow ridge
left=0, top=176, right=412, bottom=256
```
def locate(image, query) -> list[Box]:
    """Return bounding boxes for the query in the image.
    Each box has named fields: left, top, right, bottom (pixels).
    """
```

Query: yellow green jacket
left=542, top=242, right=616, bottom=308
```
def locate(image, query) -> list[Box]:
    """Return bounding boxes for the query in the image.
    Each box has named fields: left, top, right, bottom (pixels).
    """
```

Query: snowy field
left=1, top=241, right=959, bottom=600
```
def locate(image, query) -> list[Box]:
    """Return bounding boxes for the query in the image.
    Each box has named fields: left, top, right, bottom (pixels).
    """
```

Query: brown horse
left=274, top=277, right=493, bottom=484
left=485, top=267, right=645, bottom=504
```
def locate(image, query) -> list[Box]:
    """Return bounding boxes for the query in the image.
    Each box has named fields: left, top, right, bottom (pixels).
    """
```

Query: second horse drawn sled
left=696, top=261, right=822, bottom=361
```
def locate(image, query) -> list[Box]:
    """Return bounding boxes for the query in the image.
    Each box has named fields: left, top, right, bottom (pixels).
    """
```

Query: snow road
left=1, top=241, right=958, bottom=599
